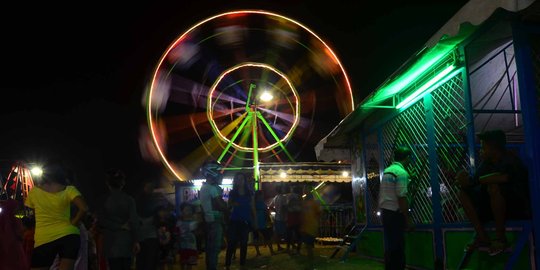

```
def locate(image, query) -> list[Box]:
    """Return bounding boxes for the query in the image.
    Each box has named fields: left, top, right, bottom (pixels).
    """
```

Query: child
left=177, top=202, right=199, bottom=270
left=158, top=225, right=172, bottom=269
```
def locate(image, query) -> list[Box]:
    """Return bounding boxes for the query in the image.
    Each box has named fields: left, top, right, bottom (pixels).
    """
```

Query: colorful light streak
left=147, top=10, right=354, bottom=181
left=207, top=62, right=300, bottom=152
left=396, top=66, right=462, bottom=109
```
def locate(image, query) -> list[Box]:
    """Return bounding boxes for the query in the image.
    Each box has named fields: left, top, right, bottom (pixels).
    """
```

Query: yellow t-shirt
left=24, top=185, right=81, bottom=247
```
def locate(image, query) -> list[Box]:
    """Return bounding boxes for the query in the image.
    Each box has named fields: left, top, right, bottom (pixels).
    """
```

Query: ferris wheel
left=145, top=10, right=354, bottom=184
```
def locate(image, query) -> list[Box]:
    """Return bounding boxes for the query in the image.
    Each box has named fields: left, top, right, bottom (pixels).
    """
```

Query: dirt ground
left=165, top=244, right=384, bottom=270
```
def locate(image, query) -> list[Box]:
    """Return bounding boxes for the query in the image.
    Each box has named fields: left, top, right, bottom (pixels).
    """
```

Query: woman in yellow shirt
left=24, top=163, right=88, bottom=270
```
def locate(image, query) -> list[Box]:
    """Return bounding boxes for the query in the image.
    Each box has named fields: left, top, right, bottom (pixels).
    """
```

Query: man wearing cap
left=199, top=161, right=227, bottom=270
left=456, top=129, right=530, bottom=256
left=378, top=146, right=414, bottom=270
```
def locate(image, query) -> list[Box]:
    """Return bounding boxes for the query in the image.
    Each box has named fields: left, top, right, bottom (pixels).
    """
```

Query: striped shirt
left=378, top=162, right=410, bottom=211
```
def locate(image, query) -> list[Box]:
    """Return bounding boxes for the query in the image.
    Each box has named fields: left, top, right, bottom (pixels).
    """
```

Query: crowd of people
left=0, top=160, right=323, bottom=270
left=1, top=129, right=528, bottom=270
left=0, top=162, right=177, bottom=270
left=197, top=161, right=322, bottom=270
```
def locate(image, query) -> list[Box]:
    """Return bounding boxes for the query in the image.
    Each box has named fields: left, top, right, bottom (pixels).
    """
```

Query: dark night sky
left=0, top=1, right=467, bottom=207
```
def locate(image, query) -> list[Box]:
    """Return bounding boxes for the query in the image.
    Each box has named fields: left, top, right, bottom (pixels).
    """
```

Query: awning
left=259, top=162, right=352, bottom=183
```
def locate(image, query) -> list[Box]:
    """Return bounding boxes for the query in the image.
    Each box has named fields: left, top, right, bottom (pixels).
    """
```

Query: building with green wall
left=316, top=1, right=540, bottom=269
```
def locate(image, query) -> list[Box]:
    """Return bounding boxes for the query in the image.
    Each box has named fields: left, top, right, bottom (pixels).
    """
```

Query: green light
left=312, top=189, right=329, bottom=211
left=217, top=113, right=250, bottom=163
left=246, top=83, right=256, bottom=111
left=252, top=109, right=259, bottom=190
left=222, top=167, right=245, bottom=170
left=396, top=65, right=460, bottom=109
left=361, top=42, right=459, bottom=107
left=256, top=111, right=295, bottom=161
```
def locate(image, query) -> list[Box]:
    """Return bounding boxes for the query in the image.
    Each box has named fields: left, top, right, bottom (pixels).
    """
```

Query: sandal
left=464, top=238, right=490, bottom=252
left=488, top=239, right=509, bottom=256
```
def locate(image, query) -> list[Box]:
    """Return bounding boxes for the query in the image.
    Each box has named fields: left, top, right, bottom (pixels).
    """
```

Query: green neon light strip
left=256, top=111, right=296, bottom=162
left=396, top=66, right=461, bottom=109
left=362, top=45, right=458, bottom=107
left=217, top=113, right=251, bottom=163
left=222, top=167, right=245, bottom=171
left=246, top=83, right=256, bottom=111
left=396, top=64, right=455, bottom=109
left=252, top=111, right=260, bottom=190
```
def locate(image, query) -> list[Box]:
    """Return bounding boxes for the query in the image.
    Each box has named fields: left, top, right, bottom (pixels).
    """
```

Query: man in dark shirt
left=100, top=169, right=140, bottom=270
left=456, top=130, right=530, bottom=256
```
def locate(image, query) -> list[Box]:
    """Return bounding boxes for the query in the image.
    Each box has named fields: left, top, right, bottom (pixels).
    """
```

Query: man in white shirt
left=270, top=185, right=288, bottom=251
left=378, top=146, right=413, bottom=270
left=199, top=161, right=227, bottom=270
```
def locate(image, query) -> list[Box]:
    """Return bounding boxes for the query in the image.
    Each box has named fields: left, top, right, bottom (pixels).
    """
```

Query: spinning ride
left=145, top=10, right=354, bottom=187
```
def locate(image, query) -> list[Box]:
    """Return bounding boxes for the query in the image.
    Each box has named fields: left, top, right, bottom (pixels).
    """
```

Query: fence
left=318, top=203, right=354, bottom=238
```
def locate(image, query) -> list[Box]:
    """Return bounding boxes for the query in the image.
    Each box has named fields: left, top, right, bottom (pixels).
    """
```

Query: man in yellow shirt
left=25, top=163, right=88, bottom=270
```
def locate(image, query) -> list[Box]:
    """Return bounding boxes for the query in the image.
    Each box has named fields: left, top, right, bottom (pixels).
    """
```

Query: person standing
left=224, top=173, right=256, bottom=269
left=136, top=180, right=161, bottom=270
left=253, top=190, right=274, bottom=256
left=269, top=185, right=288, bottom=251
left=199, top=161, right=227, bottom=270
left=378, top=146, right=414, bottom=270
left=98, top=169, right=140, bottom=270
left=24, top=162, right=88, bottom=270
left=285, top=186, right=302, bottom=254
left=0, top=199, right=29, bottom=270
left=300, top=193, right=322, bottom=270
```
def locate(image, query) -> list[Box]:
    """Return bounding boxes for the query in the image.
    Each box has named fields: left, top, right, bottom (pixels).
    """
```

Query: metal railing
left=318, top=204, right=354, bottom=238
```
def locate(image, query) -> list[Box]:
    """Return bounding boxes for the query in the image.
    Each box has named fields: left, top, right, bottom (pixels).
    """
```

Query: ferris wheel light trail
left=208, top=90, right=247, bottom=105
left=147, top=10, right=355, bottom=182
left=213, top=107, right=246, bottom=118
left=217, top=113, right=251, bottom=162
left=171, top=85, right=247, bottom=106
left=256, top=107, right=311, bottom=128
left=267, top=123, right=296, bottom=134
left=207, top=62, right=300, bottom=152
left=165, top=107, right=245, bottom=134
left=256, top=111, right=295, bottom=161
left=150, top=12, right=352, bottom=102
left=179, top=114, right=250, bottom=178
